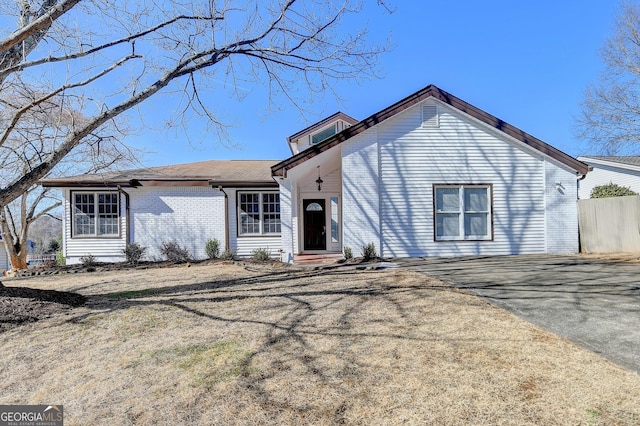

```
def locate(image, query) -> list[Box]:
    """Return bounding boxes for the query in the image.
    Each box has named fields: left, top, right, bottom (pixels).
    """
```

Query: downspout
left=217, top=185, right=230, bottom=252
left=117, top=186, right=131, bottom=245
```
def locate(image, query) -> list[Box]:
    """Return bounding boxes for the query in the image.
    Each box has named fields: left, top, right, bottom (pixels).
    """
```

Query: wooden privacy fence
left=578, top=195, right=640, bottom=253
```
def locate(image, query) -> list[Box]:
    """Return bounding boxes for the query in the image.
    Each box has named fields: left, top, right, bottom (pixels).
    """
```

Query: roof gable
left=272, top=84, right=589, bottom=176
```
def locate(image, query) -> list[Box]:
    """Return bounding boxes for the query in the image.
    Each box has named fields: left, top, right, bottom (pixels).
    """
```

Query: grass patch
left=132, top=341, right=255, bottom=389
left=106, top=288, right=159, bottom=300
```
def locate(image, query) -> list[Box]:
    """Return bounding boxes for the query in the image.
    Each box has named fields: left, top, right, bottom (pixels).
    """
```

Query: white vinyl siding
left=378, top=100, right=546, bottom=257
left=342, top=128, right=381, bottom=252
left=341, top=99, right=565, bottom=258
left=545, top=161, right=579, bottom=254
left=227, top=188, right=281, bottom=258
left=63, top=189, right=127, bottom=263
left=278, top=179, right=294, bottom=262
left=577, top=159, right=640, bottom=199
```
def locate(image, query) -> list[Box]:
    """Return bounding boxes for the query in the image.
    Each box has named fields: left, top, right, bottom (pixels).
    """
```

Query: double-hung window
left=434, top=185, right=492, bottom=241
left=238, top=192, right=281, bottom=235
left=72, top=192, right=120, bottom=237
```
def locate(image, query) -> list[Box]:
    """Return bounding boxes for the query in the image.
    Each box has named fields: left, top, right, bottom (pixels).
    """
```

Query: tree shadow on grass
left=62, top=266, right=494, bottom=423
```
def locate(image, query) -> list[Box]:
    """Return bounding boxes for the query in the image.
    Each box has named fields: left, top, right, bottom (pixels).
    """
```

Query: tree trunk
left=9, top=251, right=28, bottom=270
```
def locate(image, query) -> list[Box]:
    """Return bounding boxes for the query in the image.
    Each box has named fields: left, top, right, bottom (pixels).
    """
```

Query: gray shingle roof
left=581, top=156, right=640, bottom=167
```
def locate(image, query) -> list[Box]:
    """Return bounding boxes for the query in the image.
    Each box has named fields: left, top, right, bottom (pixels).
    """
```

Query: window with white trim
left=72, top=192, right=120, bottom=237
left=434, top=185, right=491, bottom=240
left=311, top=125, right=337, bottom=144
left=238, top=192, right=281, bottom=235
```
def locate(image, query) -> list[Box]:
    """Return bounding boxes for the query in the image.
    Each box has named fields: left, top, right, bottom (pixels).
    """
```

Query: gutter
left=215, top=184, right=230, bottom=252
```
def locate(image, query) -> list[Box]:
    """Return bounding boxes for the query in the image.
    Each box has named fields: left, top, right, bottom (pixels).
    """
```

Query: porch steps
left=293, top=253, right=344, bottom=266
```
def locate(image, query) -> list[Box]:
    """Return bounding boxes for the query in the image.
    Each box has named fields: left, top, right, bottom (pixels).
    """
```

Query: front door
left=303, top=199, right=326, bottom=251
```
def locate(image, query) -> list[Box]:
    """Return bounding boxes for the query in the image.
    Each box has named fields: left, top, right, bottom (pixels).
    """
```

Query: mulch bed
left=0, top=258, right=283, bottom=334
left=0, top=282, right=86, bottom=333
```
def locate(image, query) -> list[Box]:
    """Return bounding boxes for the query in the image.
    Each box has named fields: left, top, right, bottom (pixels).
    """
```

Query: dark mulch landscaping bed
left=0, top=258, right=285, bottom=334
left=0, top=282, right=86, bottom=333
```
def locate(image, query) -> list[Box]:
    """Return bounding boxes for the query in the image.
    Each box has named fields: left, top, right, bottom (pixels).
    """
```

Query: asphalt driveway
left=396, top=255, right=640, bottom=373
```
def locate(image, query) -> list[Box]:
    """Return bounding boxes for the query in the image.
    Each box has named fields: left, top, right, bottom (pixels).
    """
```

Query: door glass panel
left=306, top=202, right=323, bottom=211
left=331, top=197, right=339, bottom=243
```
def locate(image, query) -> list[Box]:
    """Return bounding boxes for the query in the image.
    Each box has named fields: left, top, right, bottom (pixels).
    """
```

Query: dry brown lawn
left=1, top=262, right=639, bottom=425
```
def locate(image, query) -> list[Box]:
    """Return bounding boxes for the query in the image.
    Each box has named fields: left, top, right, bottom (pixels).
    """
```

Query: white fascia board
left=577, top=156, right=640, bottom=173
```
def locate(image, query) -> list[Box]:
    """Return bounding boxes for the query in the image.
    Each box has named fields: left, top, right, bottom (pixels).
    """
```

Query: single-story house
left=42, top=84, right=589, bottom=264
left=577, top=156, right=640, bottom=199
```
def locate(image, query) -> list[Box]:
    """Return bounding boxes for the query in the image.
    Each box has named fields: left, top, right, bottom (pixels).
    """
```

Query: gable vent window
left=311, top=125, right=337, bottom=144
left=422, top=105, right=439, bottom=128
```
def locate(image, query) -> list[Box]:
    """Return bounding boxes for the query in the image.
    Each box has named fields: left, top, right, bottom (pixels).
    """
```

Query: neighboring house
left=42, top=84, right=589, bottom=264
left=0, top=235, right=8, bottom=271
left=577, top=156, right=640, bottom=199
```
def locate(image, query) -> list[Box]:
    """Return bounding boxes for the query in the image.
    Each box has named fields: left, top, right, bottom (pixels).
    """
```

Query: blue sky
left=131, top=1, right=619, bottom=167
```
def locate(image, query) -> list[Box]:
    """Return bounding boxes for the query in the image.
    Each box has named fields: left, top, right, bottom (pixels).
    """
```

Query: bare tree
left=0, top=0, right=388, bottom=211
left=0, top=85, right=136, bottom=269
left=576, top=1, right=640, bottom=155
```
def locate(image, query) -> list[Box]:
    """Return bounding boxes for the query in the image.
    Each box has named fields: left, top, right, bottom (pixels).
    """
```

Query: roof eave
left=577, top=156, right=640, bottom=173
left=208, top=180, right=278, bottom=188
left=40, top=179, right=137, bottom=188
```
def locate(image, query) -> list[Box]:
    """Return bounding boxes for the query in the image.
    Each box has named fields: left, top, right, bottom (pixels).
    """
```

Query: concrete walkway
left=396, top=255, right=640, bottom=374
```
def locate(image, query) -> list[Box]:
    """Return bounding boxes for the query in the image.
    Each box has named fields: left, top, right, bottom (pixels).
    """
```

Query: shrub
left=251, top=247, right=271, bottom=262
left=55, top=250, right=65, bottom=266
left=47, top=239, right=61, bottom=253
left=344, top=246, right=353, bottom=260
left=220, top=249, right=235, bottom=261
left=361, top=242, right=377, bottom=260
left=590, top=182, right=638, bottom=198
left=205, top=238, right=220, bottom=259
left=160, top=240, right=191, bottom=262
left=80, top=254, right=97, bottom=267
left=122, top=242, right=147, bottom=266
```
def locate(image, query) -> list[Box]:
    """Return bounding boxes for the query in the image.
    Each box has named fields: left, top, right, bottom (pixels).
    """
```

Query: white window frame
left=71, top=191, right=120, bottom=238
left=433, top=184, right=492, bottom=241
left=310, top=124, right=337, bottom=144
left=237, top=191, right=281, bottom=236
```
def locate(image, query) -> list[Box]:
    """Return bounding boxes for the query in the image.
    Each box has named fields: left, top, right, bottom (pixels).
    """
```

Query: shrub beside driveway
left=1, top=262, right=639, bottom=425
